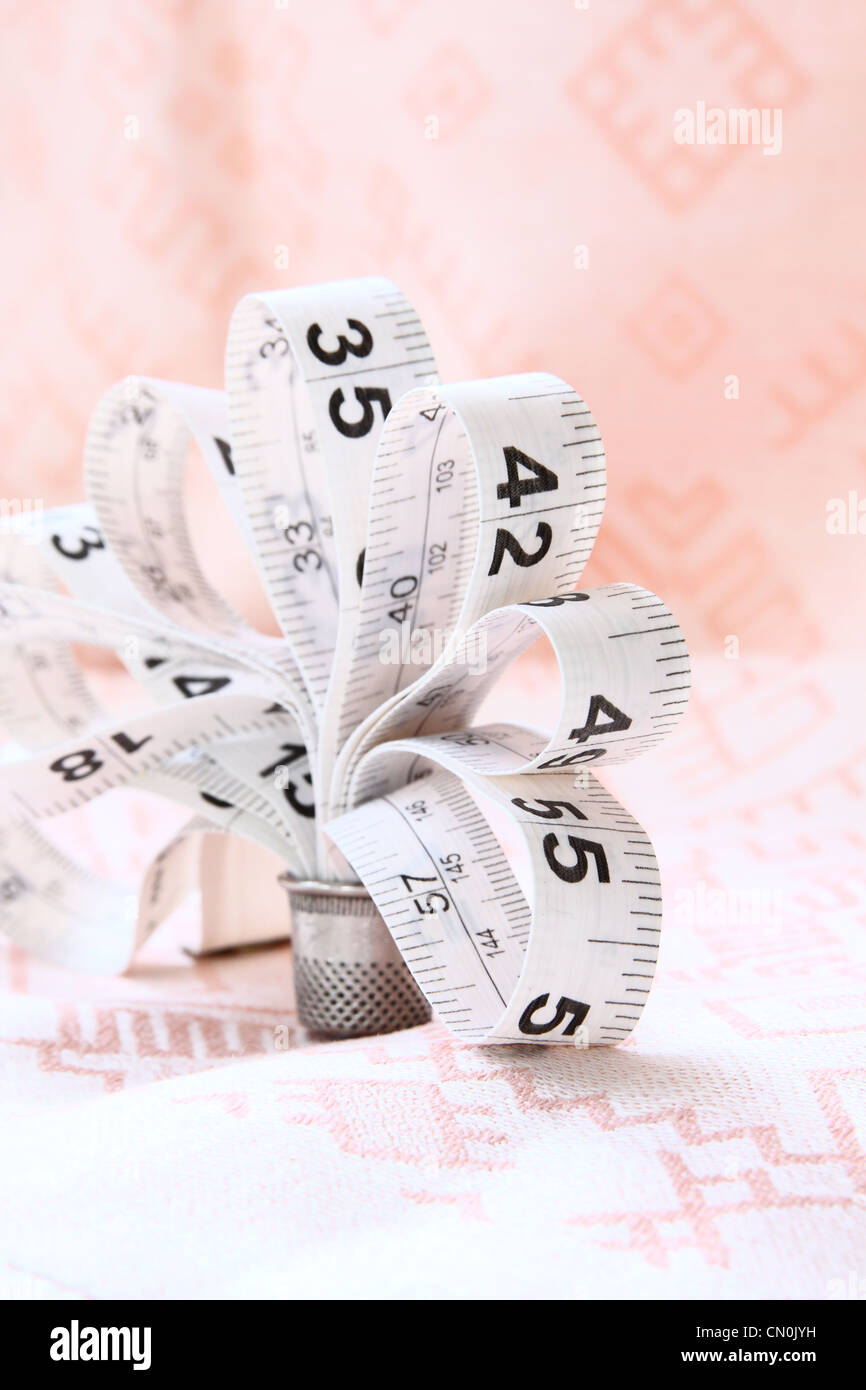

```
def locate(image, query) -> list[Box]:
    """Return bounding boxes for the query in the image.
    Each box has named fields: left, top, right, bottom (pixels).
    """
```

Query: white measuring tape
left=0, top=276, right=688, bottom=1043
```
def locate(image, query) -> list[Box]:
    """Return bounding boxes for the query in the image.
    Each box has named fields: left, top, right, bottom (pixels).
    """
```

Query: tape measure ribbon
left=0, top=278, right=689, bottom=1043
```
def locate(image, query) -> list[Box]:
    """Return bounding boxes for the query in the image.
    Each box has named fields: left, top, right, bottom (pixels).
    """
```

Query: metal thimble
left=278, top=877, right=431, bottom=1038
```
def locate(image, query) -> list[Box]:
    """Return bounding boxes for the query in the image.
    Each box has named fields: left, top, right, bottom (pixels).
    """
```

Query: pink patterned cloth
left=0, top=654, right=863, bottom=1299
left=1, top=1, right=864, bottom=1298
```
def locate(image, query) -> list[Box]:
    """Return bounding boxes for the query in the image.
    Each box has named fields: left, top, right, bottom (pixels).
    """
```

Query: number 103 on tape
left=0, top=276, right=689, bottom=1046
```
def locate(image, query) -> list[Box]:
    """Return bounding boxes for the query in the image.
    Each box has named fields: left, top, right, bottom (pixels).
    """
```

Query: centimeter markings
left=1, top=818, right=128, bottom=924
left=227, top=306, right=337, bottom=655
left=334, top=394, right=477, bottom=747
left=501, top=780, right=661, bottom=1045
left=524, top=584, right=691, bottom=770
left=86, top=386, right=243, bottom=638
left=154, top=749, right=302, bottom=838
left=330, top=765, right=663, bottom=1046
left=482, top=382, right=606, bottom=593
left=142, top=759, right=301, bottom=868
left=329, top=378, right=609, bottom=818
left=442, top=377, right=607, bottom=627
left=4, top=696, right=294, bottom=821
left=358, top=379, right=598, bottom=693
left=343, top=577, right=689, bottom=809
left=353, top=726, right=547, bottom=806
left=605, top=584, right=691, bottom=739
left=39, top=496, right=321, bottom=844
left=0, top=582, right=316, bottom=754
left=362, top=606, right=532, bottom=747
left=226, top=282, right=437, bottom=712
left=316, top=386, right=465, bottom=845
left=2, top=815, right=211, bottom=975
left=0, top=639, right=99, bottom=746
left=87, top=399, right=311, bottom=700
left=329, top=771, right=530, bottom=1040
left=31, top=492, right=322, bottom=867
left=0, top=274, right=690, bottom=1045
left=0, top=586, right=252, bottom=684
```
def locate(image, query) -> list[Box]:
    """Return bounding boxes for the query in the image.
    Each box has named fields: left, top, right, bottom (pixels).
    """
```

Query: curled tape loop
left=0, top=277, right=688, bottom=1043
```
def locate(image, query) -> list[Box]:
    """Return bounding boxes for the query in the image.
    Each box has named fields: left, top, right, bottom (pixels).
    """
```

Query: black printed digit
left=173, top=675, right=232, bottom=699
left=413, top=892, right=450, bottom=914
left=519, top=994, right=590, bottom=1036
left=524, top=593, right=589, bottom=608
left=487, top=522, right=552, bottom=575
left=511, top=797, right=588, bottom=821
left=201, top=791, right=234, bottom=810
left=306, top=318, right=373, bottom=366
left=111, top=731, right=152, bottom=755
left=543, top=833, right=610, bottom=884
left=538, top=748, right=606, bottom=769
left=328, top=386, right=392, bottom=439
left=214, top=437, right=234, bottom=475
left=49, top=749, right=103, bottom=782
left=51, top=526, right=105, bottom=562
left=496, top=446, right=558, bottom=508
left=570, top=694, right=632, bottom=743
left=284, top=772, right=315, bottom=818
left=259, top=744, right=306, bottom=779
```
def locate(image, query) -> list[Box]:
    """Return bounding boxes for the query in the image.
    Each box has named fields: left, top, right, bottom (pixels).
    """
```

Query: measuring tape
left=0, top=276, right=688, bottom=1042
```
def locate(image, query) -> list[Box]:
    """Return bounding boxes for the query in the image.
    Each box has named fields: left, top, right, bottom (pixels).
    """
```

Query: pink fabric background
left=0, top=0, right=863, bottom=1299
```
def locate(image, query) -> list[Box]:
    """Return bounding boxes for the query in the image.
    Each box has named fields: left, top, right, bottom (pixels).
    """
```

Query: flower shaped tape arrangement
left=0, top=277, right=689, bottom=1044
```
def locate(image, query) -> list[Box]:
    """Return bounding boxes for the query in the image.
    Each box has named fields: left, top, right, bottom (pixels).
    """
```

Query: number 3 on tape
left=0, top=276, right=689, bottom=1043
